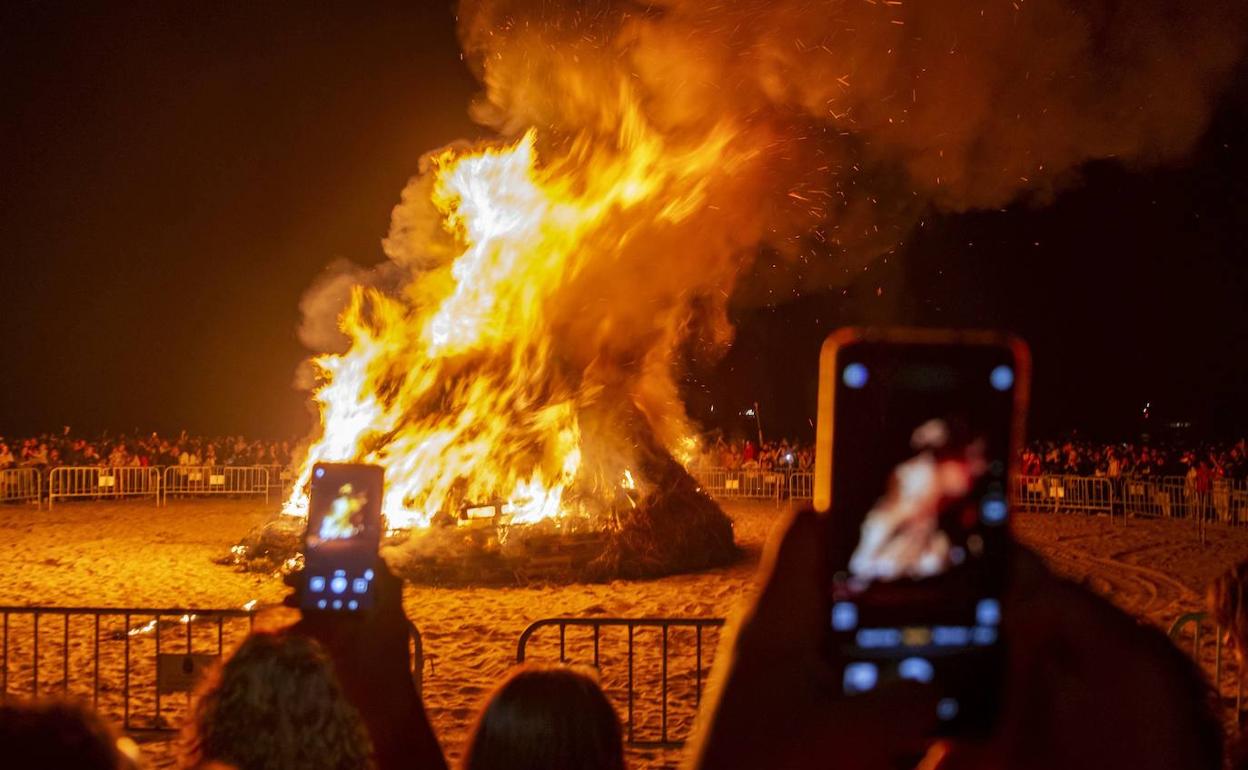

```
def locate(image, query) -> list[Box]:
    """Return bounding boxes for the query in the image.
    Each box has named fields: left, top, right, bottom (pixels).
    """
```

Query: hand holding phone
left=302, top=463, right=384, bottom=613
left=689, top=508, right=1220, bottom=770
left=689, top=506, right=938, bottom=770
left=287, top=463, right=449, bottom=770
left=814, top=328, right=1029, bottom=735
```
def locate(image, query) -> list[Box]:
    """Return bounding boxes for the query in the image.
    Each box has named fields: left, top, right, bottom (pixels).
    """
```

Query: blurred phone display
left=816, top=330, right=1028, bottom=735
left=302, top=463, right=384, bottom=613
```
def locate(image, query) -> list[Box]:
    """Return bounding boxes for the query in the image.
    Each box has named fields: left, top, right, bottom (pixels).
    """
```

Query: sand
left=0, top=497, right=1244, bottom=769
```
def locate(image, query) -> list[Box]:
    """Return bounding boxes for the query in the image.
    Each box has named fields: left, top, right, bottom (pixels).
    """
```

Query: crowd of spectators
left=693, top=437, right=814, bottom=473
left=1020, top=439, right=1248, bottom=480
left=0, top=429, right=293, bottom=472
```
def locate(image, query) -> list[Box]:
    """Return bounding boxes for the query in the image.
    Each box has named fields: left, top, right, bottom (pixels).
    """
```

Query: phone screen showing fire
left=302, top=463, right=384, bottom=613
left=826, top=341, right=1019, bottom=734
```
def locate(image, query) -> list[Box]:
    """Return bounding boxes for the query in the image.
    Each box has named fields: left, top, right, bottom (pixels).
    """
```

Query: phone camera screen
left=825, top=341, right=1020, bottom=733
left=303, top=463, right=384, bottom=613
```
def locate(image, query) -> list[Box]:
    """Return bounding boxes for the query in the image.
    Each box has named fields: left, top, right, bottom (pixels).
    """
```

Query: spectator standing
left=462, top=665, right=625, bottom=770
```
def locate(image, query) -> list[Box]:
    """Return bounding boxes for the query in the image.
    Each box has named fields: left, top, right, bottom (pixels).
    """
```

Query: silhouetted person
left=179, top=631, right=373, bottom=770
left=0, top=698, right=140, bottom=770
left=463, top=664, right=625, bottom=770
left=288, top=562, right=447, bottom=770
left=688, top=507, right=1223, bottom=770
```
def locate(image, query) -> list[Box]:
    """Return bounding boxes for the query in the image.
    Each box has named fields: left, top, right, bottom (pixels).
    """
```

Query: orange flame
left=285, top=102, right=746, bottom=528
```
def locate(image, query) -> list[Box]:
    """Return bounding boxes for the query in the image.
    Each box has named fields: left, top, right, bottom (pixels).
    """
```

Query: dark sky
left=2, top=3, right=1246, bottom=443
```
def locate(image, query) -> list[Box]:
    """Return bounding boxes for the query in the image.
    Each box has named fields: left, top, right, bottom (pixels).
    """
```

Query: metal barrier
left=1009, top=475, right=1114, bottom=517
left=1119, top=477, right=1247, bottom=526
left=0, top=468, right=41, bottom=507
left=788, top=471, right=813, bottom=500
left=257, top=463, right=293, bottom=499
left=1213, top=478, right=1248, bottom=526
left=0, top=605, right=255, bottom=730
left=690, top=466, right=782, bottom=504
left=161, top=466, right=270, bottom=504
left=1168, top=611, right=1243, bottom=717
left=517, top=617, right=725, bottom=747
left=48, top=466, right=161, bottom=508
left=1120, top=477, right=1175, bottom=519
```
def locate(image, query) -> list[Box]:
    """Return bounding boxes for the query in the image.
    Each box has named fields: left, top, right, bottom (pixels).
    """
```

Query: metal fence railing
left=1011, top=475, right=1115, bottom=517
left=256, top=464, right=293, bottom=500
left=0, top=468, right=41, bottom=507
left=0, top=605, right=426, bottom=731
left=48, top=466, right=161, bottom=508
left=0, top=605, right=256, bottom=730
left=1121, top=477, right=1248, bottom=526
left=161, top=466, right=270, bottom=505
left=787, top=471, right=813, bottom=500
left=517, top=617, right=725, bottom=747
left=689, top=467, right=784, bottom=504
left=1168, top=611, right=1243, bottom=719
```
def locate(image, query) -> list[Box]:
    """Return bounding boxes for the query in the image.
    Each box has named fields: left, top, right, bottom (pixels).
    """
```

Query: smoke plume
left=456, top=0, right=1247, bottom=296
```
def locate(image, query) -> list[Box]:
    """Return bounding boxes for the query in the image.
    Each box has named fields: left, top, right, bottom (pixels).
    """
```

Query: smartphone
left=302, top=463, right=384, bottom=613
left=813, top=328, right=1029, bottom=735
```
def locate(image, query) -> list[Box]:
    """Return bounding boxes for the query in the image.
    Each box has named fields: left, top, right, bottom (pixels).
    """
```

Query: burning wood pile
left=230, top=123, right=745, bottom=583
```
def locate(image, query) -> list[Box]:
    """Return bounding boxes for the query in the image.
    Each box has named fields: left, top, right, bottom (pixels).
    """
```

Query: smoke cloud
left=456, top=0, right=1247, bottom=297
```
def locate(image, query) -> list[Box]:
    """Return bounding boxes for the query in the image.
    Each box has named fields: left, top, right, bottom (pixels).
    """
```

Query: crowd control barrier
left=0, top=605, right=426, bottom=732
left=0, top=468, right=41, bottom=507
left=787, top=471, right=814, bottom=500
left=0, top=605, right=255, bottom=730
left=1169, top=611, right=1243, bottom=719
left=257, top=464, right=293, bottom=499
left=1121, top=476, right=1248, bottom=526
left=1011, top=475, right=1115, bottom=517
left=689, top=466, right=783, bottom=504
left=161, top=466, right=270, bottom=505
left=517, top=617, right=725, bottom=747
left=48, top=466, right=161, bottom=508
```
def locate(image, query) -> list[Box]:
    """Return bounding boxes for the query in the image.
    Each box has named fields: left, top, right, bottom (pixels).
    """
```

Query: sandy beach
left=0, top=497, right=1243, bottom=769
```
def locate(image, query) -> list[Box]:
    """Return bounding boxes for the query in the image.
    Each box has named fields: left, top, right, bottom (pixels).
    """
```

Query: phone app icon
left=330, top=576, right=348, bottom=594
left=899, top=657, right=935, bottom=684
left=309, top=576, right=326, bottom=593
left=831, top=601, right=858, bottom=631
left=843, top=661, right=878, bottom=695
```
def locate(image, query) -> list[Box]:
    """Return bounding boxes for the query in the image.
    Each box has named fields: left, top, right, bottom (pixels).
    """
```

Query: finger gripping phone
left=302, top=463, right=384, bottom=613
left=814, top=328, right=1029, bottom=736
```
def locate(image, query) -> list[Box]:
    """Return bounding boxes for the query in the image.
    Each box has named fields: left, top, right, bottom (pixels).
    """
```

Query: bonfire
left=232, top=109, right=748, bottom=583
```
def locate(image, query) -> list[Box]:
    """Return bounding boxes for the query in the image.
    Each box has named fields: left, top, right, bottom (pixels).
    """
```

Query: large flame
left=285, top=103, right=745, bottom=528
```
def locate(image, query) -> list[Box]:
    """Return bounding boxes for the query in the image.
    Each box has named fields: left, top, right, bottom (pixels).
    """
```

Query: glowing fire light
left=284, top=106, right=743, bottom=529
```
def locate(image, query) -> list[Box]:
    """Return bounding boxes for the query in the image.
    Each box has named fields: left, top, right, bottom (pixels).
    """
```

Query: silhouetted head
left=180, top=631, right=372, bottom=770
left=463, top=664, right=625, bottom=770
left=0, top=698, right=139, bottom=770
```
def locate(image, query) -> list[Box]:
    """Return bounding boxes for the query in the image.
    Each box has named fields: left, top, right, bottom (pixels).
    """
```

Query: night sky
left=3, top=3, right=1246, bottom=444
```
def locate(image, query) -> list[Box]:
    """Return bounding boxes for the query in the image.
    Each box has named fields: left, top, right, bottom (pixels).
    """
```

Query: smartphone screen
left=302, top=463, right=384, bottom=613
left=814, top=330, right=1028, bottom=734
